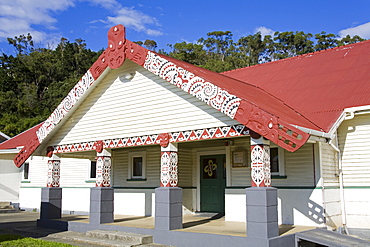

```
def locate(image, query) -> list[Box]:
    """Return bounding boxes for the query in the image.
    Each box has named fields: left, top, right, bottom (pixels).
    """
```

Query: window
left=128, top=151, right=146, bottom=180
left=270, top=147, right=285, bottom=177
left=23, top=162, right=30, bottom=180
left=90, top=160, right=97, bottom=179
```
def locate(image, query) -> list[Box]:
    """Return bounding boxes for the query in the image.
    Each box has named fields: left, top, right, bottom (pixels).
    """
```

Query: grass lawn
left=0, top=234, right=73, bottom=246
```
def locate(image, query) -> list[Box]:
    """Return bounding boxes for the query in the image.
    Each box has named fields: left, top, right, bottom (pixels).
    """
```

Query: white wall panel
left=47, top=60, right=240, bottom=146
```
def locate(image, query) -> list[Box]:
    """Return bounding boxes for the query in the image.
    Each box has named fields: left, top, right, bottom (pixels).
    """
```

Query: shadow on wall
left=280, top=189, right=324, bottom=225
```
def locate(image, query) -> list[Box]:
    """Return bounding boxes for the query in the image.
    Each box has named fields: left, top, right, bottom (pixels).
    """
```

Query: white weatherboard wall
left=338, top=114, right=370, bottom=229
left=0, top=154, right=21, bottom=203
left=225, top=141, right=325, bottom=226
left=19, top=155, right=94, bottom=212
left=47, top=60, right=240, bottom=146
left=112, top=144, right=195, bottom=216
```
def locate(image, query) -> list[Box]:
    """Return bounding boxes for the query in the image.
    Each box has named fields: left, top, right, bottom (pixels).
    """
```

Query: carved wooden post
left=250, top=135, right=271, bottom=187
left=246, top=133, right=278, bottom=239
left=90, top=141, right=114, bottom=224
left=155, top=133, right=182, bottom=230
left=40, top=147, right=62, bottom=220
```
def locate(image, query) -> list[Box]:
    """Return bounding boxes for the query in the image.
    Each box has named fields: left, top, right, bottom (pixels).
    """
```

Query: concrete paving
left=0, top=211, right=315, bottom=246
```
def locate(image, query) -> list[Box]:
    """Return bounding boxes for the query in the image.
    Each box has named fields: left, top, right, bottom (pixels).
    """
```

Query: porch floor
left=59, top=214, right=316, bottom=237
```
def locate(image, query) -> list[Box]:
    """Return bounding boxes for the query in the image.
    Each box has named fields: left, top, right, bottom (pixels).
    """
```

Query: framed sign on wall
left=232, top=151, right=247, bottom=167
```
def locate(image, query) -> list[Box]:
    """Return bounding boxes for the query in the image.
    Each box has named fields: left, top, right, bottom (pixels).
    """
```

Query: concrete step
left=49, top=230, right=174, bottom=247
left=86, top=230, right=153, bottom=245
left=0, top=202, right=15, bottom=210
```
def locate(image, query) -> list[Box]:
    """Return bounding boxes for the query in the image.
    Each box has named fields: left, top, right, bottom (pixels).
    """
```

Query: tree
left=314, top=31, right=338, bottom=51
left=272, top=31, right=314, bottom=60
left=7, top=33, right=34, bottom=55
left=237, top=32, right=268, bottom=66
left=198, top=31, right=234, bottom=62
left=338, top=35, right=365, bottom=46
left=144, top=39, right=157, bottom=51
left=167, top=42, right=207, bottom=65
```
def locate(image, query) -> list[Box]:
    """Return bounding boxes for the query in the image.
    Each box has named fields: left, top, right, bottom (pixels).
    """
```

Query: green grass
left=0, top=234, right=73, bottom=247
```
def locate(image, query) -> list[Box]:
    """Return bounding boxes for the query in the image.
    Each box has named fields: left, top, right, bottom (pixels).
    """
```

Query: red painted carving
left=235, top=100, right=309, bottom=152
left=159, top=133, right=170, bottom=148
left=14, top=137, right=40, bottom=168
left=46, top=146, right=55, bottom=158
left=95, top=140, right=104, bottom=153
left=90, top=50, right=108, bottom=80
left=107, top=24, right=126, bottom=69
left=125, top=40, right=147, bottom=66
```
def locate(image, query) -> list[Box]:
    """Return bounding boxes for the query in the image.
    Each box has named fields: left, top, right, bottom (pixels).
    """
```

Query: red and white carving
left=251, top=144, right=270, bottom=187
left=235, top=101, right=310, bottom=152
left=96, top=156, right=111, bottom=187
left=54, top=125, right=249, bottom=154
left=144, top=51, right=241, bottom=119
left=161, top=151, right=178, bottom=187
left=47, top=160, right=60, bottom=187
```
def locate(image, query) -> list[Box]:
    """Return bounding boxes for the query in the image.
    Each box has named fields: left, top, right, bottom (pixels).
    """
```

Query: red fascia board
left=0, top=123, right=43, bottom=150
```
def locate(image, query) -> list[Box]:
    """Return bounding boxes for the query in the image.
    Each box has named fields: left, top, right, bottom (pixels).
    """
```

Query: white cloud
left=254, top=26, right=275, bottom=37
left=106, top=6, right=163, bottom=36
left=0, top=0, right=162, bottom=47
left=0, top=0, right=74, bottom=42
left=338, top=22, right=370, bottom=39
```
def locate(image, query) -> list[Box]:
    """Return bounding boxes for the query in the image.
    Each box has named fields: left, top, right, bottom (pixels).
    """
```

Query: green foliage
left=166, top=30, right=366, bottom=72
left=0, top=234, right=72, bottom=246
left=0, top=34, right=101, bottom=137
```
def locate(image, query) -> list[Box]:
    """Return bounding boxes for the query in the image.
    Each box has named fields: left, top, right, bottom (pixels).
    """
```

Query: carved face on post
left=96, top=140, right=104, bottom=153
left=46, top=146, right=54, bottom=158
left=159, top=133, right=170, bottom=148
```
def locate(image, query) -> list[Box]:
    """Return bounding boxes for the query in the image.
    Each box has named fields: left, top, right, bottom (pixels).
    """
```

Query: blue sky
left=1, top=0, right=370, bottom=54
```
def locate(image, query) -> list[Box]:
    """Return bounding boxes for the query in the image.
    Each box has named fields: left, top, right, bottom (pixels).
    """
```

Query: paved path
left=0, top=211, right=102, bottom=246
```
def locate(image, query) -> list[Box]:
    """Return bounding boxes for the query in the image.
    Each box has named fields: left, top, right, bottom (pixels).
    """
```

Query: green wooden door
left=200, top=155, right=226, bottom=213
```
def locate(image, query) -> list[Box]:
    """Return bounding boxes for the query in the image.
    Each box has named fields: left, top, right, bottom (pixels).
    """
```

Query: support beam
left=41, top=154, right=62, bottom=220
left=90, top=148, right=114, bottom=224
left=156, top=136, right=182, bottom=230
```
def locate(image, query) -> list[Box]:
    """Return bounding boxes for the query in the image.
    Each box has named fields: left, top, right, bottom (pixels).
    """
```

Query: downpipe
left=329, top=136, right=349, bottom=235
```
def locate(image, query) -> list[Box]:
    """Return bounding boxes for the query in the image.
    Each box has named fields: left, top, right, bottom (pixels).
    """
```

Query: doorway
left=200, top=154, right=226, bottom=213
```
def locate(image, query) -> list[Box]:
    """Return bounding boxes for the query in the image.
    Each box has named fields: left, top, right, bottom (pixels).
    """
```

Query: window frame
left=270, top=146, right=286, bottom=177
left=128, top=151, right=146, bottom=180
left=22, top=162, right=30, bottom=181
left=86, top=159, right=97, bottom=183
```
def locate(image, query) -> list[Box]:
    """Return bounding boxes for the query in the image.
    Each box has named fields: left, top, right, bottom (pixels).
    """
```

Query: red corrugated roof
left=160, top=53, right=320, bottom=131
left=222, top=40, right=370, bottom=132
left=0, top=123, right=43, bottom=150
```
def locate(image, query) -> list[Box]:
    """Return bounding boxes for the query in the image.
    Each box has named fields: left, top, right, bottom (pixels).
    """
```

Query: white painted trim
left=196, top=149, right=226, bottom=212
left=0, top=149, right=19, bottom=154
left=0, top=131, right=10, bottom=140
left=128, top=151, right=146, bottom=179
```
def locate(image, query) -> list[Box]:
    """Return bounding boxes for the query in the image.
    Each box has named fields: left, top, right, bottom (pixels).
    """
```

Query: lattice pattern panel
left=96, top=156, right=111, bottom=187
left=250, top=144, right=271, bottom=187
left=160, top=151, right=178, bottom=187
left=46, top=160, right=60, bottom=187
